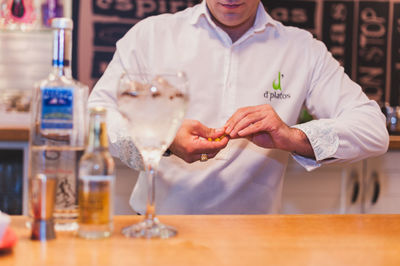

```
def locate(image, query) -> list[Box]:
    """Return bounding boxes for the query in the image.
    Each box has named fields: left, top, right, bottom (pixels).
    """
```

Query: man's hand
left=169, top=119, right=229, bottom=163
left=224, top=104, right=315, bottom=158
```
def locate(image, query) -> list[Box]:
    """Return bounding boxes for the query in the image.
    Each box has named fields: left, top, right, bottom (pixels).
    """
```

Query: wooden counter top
left=1, top=215, right=400, bottom=266
left=1, top=127, right=400, bottom=150
left=389, top=135, right=400, bottom=150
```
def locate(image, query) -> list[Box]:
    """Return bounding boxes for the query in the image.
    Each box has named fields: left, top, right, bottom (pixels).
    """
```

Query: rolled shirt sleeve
left=88, top=34, right=144, bottom=171
left=291, top=39, right=389, bottom=171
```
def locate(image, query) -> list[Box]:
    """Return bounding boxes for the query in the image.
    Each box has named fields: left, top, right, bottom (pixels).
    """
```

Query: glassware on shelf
left=383, top=103, right=400, bottom=135
left=41, top=0, right=63, bottom=27
left=117, top=71, right=189, bottom=239
left=0, top=0, right=7, bottom=27
left=0, top=90, right=31, bottom=112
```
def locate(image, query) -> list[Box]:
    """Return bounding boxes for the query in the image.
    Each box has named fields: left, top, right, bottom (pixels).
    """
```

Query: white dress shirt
left=88, top=1, right=389, bottom=214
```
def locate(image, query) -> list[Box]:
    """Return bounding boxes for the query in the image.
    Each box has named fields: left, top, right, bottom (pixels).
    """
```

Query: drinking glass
left=117, top=71, right=189, bottom=238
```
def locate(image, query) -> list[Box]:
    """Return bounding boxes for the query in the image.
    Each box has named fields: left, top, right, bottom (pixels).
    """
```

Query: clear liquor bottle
left=78, top=107, right=115, bottom=239
left=29, top=18, right=88, bottom=232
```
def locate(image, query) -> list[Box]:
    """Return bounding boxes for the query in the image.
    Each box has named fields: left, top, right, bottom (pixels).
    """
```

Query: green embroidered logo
left=272, top=71, right=282, bottom=91
left=264, top=71, right=290, bottom=101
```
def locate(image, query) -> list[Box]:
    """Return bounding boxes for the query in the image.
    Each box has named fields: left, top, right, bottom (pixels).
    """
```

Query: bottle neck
left=52, top=28, right=72, bottom=78
left=48, top=0, right=60, bottom=9
left=87, top=114, right=108, bottom=152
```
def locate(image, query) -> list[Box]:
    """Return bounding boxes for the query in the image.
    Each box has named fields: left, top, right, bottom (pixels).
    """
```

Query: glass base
left=54, top=210, right=78, bottom=231
left=78, top=223, right=113, bottom=239
left=26, top=219, right=78, bottom=232
left=54, top=221, right=78, bottom=232
left=121, top=217, right=177, bottom=239
left=78, top=229, right=112, bottom=239
left=31, top=219, right=56, bottom=241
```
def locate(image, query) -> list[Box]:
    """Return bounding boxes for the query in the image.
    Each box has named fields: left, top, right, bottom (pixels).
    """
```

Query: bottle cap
left=90, top=106, right=107, bottom=115
left=51, top=18, right=73, bottom=30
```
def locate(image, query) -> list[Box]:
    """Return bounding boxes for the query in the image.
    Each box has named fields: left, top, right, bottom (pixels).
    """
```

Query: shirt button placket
left=221, top=45, right=234, bottom=122
left=227, top=45, right=238, bottom=120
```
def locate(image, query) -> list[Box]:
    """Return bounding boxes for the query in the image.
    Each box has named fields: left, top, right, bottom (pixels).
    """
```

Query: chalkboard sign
left=391, top=3, right=400, bottom=106
left=356, top=1, right=389, bottom=104
left=264, top=0, right=400, bottom=106
left=264, top=0, right=317, bottom=36
left=73, top=0, right=400, bottom=106
left=321, top=1, right=354, bottom=77
left=72, top=0, right=199, bottom=89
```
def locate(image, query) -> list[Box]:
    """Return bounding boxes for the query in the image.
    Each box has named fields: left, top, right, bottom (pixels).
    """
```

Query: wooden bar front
left=1, top=215, right=400, bottom=266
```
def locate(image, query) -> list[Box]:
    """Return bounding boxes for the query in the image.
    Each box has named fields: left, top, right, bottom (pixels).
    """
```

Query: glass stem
left=145, top=163, right=156, bottom=221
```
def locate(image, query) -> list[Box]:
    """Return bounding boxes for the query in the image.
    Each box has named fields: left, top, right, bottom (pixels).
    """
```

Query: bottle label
left=41, top=87, right=73, bottom=129
left=78, top=175, right=114, bottom=225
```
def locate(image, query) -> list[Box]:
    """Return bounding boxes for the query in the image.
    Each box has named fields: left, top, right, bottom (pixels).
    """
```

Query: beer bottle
left=78, top=107, right=115, bottom=239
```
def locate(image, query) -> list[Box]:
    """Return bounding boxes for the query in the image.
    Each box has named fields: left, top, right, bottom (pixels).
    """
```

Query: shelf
left=0, top=28, right=52, bottom=34
left=0, top=126, right=29, bottom=141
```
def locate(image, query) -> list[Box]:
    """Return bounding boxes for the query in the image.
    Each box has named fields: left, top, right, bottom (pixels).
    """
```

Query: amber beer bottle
left=78, top=107, right=115, bottom=239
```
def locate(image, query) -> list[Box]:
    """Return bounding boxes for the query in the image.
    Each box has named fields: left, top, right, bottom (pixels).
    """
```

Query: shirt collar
left=189, top=1, right=278, bottom=33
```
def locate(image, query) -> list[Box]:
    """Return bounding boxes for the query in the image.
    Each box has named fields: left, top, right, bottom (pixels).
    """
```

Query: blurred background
left=0, top=0, right=399, bottom=216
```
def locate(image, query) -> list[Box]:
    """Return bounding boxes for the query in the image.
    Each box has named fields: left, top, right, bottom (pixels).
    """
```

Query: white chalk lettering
left=363, top=46, right=384, bottom=62
left=136, top=0, right=157, bottom=18
left=169, top=0, right=186, bottom=13
left=291, top=8, right=307, bottom=23
left=359, top=66, right=383, bottom=88
left=331, top=3, right=347, bottom=21
left=360, top=8, right=386, bottom=38
left=96, top=0, right=113, bottom=9
left=330, top=23, right=346, bottom=44
left=271, top=8, right=289, bottom=22
left=115, top=0, right=134, bottom=11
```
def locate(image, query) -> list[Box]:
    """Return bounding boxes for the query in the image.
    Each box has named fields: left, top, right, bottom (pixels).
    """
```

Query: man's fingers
left=225, top=106, right=263, bottom=135
left=190, top=120, right=226, bottom=140
left=195, top=135, right=229, bottom=153
left=229, top=112, right=264, bottom=138
left=170, top=119, right=231, bottom=164
left=237, top=123, right=259, bottom=137
left=225, top=107, right=252, bottom=133
left=198, top=127, right=225, bottom=140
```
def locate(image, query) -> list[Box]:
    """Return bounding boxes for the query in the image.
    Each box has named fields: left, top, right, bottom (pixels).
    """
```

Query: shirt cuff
left=108, top=123, right=144, bottom=171
left=113, top=135, right=144, bottom=171
left=291, top=119, right=339, bottom=171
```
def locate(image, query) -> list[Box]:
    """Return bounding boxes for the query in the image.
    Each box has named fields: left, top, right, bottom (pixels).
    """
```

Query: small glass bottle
left=78, top=107, right=115, bottom=239
left=41, top=0, right=63, bottom=27
left=29, top=18, right=88, bottom=232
